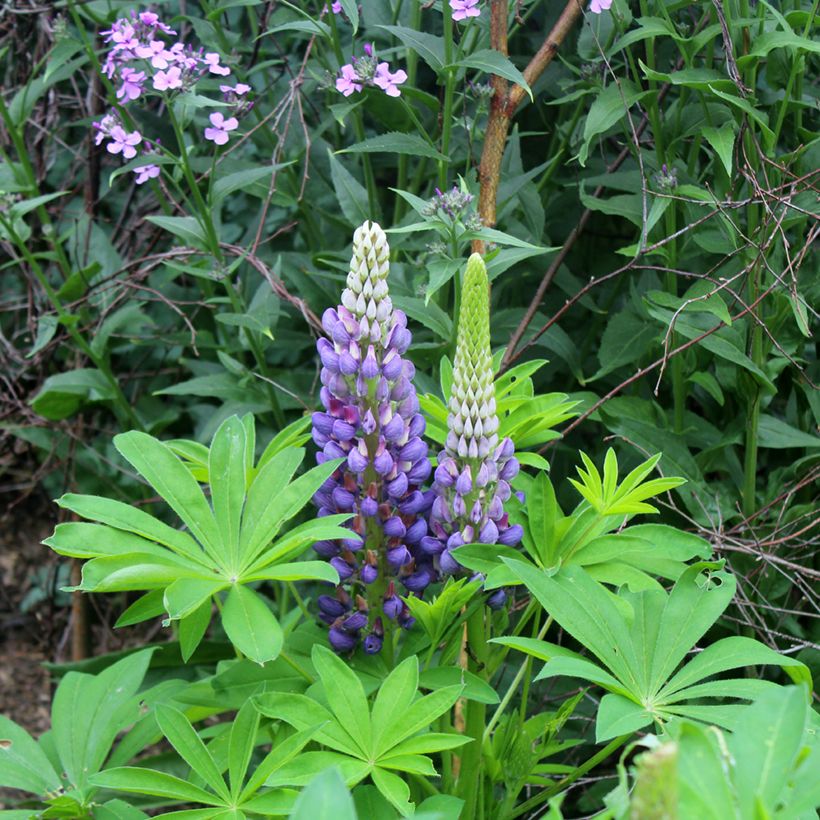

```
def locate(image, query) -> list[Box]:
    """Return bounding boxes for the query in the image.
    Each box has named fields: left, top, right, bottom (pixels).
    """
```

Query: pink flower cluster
left=94, top=9, right=252, bottom=184
left=336, top=43, right=407, bottom=98
left=450, top=0, right=481, bottom=21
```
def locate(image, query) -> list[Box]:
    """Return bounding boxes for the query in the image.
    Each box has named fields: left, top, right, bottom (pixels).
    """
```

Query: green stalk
left=459, top=606, right=488, bottom=819
left=439, top=0, right=455, bottom=189
left=393, top=0, right=423, bottom=225
left=483, top=616, right=552, bottom=744
left=510, top=734, right=631, bottom=818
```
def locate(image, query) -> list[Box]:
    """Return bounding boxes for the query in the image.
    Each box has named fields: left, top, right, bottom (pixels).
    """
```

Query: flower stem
left=458, top=605, right=488, bottom=819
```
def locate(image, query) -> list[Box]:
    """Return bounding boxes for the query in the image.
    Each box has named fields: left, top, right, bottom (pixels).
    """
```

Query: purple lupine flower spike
left=311, top=222, right=433, bottom=653
left=426, top=254, right=521, bottom=604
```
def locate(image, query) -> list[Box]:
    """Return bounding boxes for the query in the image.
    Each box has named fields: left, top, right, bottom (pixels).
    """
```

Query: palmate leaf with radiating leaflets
left=255, top=648, right=467, bottom=817
left=44, top=415, right=347, bottom=663
left=502, top=560, right=811, bottom=741
left=92, top=702, right=310, bottom=816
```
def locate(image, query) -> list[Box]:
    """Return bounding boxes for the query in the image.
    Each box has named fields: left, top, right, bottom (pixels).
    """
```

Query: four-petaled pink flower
left=220, top=83, right=250, bottom=95
left=117, top=67, right=145, bottom=101
left=134, top=163, right=161, bottom=184
left=373, top=63, right=407, bottom=97
left=134, top=39, right=172, bottom=69
left=589, top=0, right=613, bottom=12
left=106, top=126, right=142, bottom=159
left=450, top=0, right=481, bottom=21
left=331, top=1, right=343, bottom=11
left=204, top=111, right=238, bottom=145
left=336, top=64, right=363, bottom=97
left=204, top=52, right=231, bottom=76
left=153, top=66, right=183, bottom=91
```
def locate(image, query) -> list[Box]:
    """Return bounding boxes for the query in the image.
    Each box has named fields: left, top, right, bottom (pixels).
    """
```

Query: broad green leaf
left=178, top=599, right=213, bottom=662
left=52, top=650, right=153, bottom=792
left=156, top=705, right=230, bottom=802
left=288, top=768, right=356, bottom=820
left=312, top=645, right=372, bottom=757
left=211, top=165, right=289, bottom=203
left=228, top=701, right=260, bottom=799
left=56, top=494, right=205, bottom=566
left=221, top=585, right=283, bottom=665
left=80, top=554, right=210, bottom=593
left=338, top=133, right=447, bottom=162
left=31, top=368, right=116, bottom=420
left=44, top=522, right=177, bottom=562
left=660, top=636, right=811, bottom=698
left=503, top=560, right=640, bottom=691
left=115, top=589, right=166, bottom=627
left=418, top=666, right=500, bottom=706
left=706, top=85, right=774, bottom=151
left=382, top=733, right=471, bottom=758
left=647, top=565, right=735, bottom=693
left=733, top=685, right=809, bottom=816
left=209, top=416, right=248, bottom=569
left=0, top=717, right=61, bottom=794
left=677, top=724, right=738, bottom=819
left=241, top=725, right=323, bottom=799
left=145, top=215, right=208, bottom=248
left=244, top=560, right=339, bottom=584
left=253, top=693, right=361, bottom=757
left=453, top=50, right=532, bottom=99
left=371, top=657, right=418, bottom=756
left=595, top=693, right=653, bottom=742
left=371, top=767, right=413, bottom=817
left=164, top=577, right=226, bottom=621
left=702, top=122, right=736, bottom=176
left=536, top=656, right=627, bottom=695
left=757, top=415, right=820, bottom=449
left=239, top=450, right=331, bottom=567
left=113, top=432, right=223, bottom=569
left=328, top=149, right=369, bottom=227
left=387, top=686, right=462, bottom=749
left=91, top=767, right=220, bottom=804
left=579, top=81, right=652, bottom=166
left=337, top=0, right=359, bottom=32
left=377, top=26, right=445, bottom=72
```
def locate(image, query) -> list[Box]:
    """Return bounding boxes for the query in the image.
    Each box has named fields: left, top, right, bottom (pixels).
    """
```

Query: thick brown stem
left=474, top=0, right=586, bottom=253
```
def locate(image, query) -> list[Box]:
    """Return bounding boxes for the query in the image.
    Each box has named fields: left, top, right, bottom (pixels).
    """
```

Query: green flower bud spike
left=446, top=253, right=499, bottom=459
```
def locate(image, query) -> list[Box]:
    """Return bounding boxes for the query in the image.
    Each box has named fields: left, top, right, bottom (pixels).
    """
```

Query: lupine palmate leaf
left=455, top=456, right=710, bottom=594
left=255, top=654, right=465, bottom=817
left=500, top=561, right=811, bottom=741
left=45, top=416, right=347, bottom=663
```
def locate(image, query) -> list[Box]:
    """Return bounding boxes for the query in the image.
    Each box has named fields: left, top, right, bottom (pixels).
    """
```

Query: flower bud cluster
left=425, top=254, right=522, bottom=605
left=312, top=222, right=434, bottom=653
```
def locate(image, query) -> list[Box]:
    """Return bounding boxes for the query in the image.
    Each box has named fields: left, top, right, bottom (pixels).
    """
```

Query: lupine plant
left=2, top=1, right=819, bottom=818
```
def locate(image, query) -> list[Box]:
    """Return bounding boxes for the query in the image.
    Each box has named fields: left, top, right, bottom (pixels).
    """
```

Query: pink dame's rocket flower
left=203, top=52, right=231, bottom=76
left=152, top=65, right=183, bottom=91
left=116, top=67, right=145, bottom=101
left=589, top=0, right=613, bottom=12
left=451, top=0, right=481, bottom=21
left=336, top=64, right=363, bottom=96
left=204, top=111, right=238, bottom=145
left=106, top=125, right=142, bottom=159
left=373, top=63, right=407, bottom=97
left=220, top=83, right=250, bottom=96
left=134, top=163, right=160, bottom=184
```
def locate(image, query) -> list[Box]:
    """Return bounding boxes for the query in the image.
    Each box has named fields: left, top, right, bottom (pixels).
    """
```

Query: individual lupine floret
left=311, top=222, right=434, bottom=653
left=424, top=254, right=522, bottom=605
